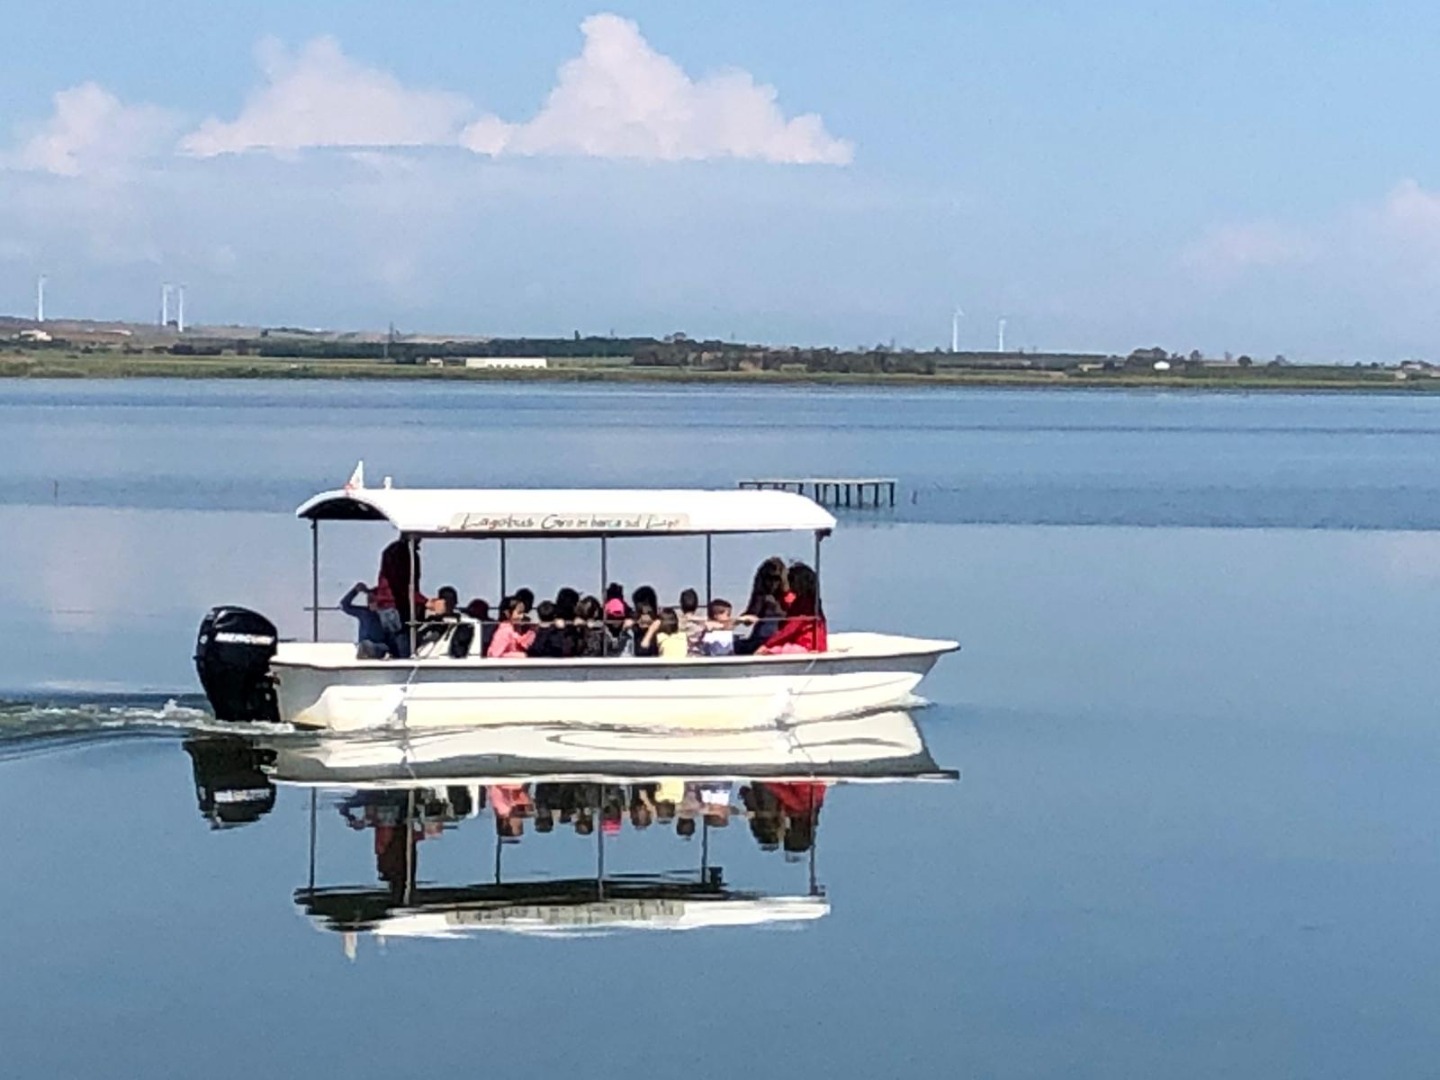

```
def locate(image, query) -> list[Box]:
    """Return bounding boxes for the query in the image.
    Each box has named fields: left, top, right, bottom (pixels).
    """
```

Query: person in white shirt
left=698, top=598, right=737, bottom=656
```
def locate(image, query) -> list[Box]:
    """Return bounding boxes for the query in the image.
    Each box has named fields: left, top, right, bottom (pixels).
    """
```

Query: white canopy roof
left=295, top=485, right=836, bottom=537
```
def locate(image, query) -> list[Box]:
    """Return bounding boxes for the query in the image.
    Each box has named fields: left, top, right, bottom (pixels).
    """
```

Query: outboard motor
left=195, top=606, right=280, bottom=724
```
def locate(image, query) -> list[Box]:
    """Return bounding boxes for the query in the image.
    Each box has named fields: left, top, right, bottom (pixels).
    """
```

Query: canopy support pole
left=596, top=811, right=606, bottom=900
left=404, top=788, right=417, bottom=907
left=307, top=789, right=317, bottom=895
left=705, top=534, right=713, bottom=604
left=813, top=531, right=825, bottom=608
left=600, top=536, right=609, bottom=602
left=310, top=520, right=320, bottom=643
left=494, top=819, right=503, bottom=884
left=499, top=538, right=508, bottom=600
left=700, top=816, right=710, bottom=879
left=407, top=534, right=418, bottom=657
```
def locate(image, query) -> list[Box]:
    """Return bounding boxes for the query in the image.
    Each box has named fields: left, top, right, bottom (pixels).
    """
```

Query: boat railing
left=297, top=609, right=828, bottom=657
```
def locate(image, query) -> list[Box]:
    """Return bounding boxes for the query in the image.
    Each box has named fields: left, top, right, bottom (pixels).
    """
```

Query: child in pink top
left=486, top=597, right=536, bottom=658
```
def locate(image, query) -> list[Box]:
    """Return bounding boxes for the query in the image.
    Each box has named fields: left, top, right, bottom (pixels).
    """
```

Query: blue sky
left=3, top=2, right=1439, bottom=360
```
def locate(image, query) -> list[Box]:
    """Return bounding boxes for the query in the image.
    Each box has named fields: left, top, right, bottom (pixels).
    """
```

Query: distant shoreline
left=3, top=352, right=1439, bottom=393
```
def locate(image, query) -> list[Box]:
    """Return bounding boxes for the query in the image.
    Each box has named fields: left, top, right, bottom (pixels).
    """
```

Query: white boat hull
left=270, top=631, right=956, bottom=733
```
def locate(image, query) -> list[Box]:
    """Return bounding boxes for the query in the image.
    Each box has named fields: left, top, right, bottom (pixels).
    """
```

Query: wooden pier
left=738, top=476, right=897, bottom=508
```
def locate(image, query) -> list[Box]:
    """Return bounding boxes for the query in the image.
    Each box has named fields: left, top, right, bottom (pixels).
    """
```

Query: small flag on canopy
left=344, top=460, right=365, bottom=491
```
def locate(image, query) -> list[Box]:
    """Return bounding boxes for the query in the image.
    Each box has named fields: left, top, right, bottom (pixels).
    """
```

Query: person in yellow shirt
left=643, top=608, right=689, bottom=659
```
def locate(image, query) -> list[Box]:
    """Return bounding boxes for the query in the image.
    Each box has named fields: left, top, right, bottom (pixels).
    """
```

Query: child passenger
left=678, top=588, right=707, bottom=651
left=487, top=598, right=536, bottom=658
left=643, top=608, right=688, bottom=659
left=601, top=598, right=633, bottom=657
left=526, top=601, right=570, bottom=658
left=698, top=598, right=736, bottom=656
left=573, top=596, right=606, bottom=658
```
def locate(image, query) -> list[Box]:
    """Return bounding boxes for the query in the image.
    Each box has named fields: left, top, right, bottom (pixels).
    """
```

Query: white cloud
left=460, top=13, right=853, bottom=165
left=180, top=36, right=473, bottom=157
left=9, top=82, right=179, bottom=177
left=1180, top=220, right=1316, bottom=280
left=1369, top=178, right=1440, bottom=260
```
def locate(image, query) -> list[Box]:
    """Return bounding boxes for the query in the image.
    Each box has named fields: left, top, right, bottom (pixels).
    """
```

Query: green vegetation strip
left=0, top=352, right=1435, bottom=391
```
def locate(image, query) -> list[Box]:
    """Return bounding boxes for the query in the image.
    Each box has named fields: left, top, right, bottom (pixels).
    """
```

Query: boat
left=182, top=707, right=956, bottom=944
left=193, top=470, right=958, bottom=732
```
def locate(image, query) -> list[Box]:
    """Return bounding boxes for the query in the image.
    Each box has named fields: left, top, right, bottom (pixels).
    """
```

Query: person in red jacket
left=758, top=561, right=827, bottom=653
left=371, top=538, right=427, bottom=657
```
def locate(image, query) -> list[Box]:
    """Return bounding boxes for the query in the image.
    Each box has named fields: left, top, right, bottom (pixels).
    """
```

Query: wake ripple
left=0, top=694, right=213, bottom=757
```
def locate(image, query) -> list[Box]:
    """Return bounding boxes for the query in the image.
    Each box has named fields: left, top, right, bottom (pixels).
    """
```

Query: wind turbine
left=951, top=307, right=965, bottom=353
left=997, top=317, right=1007, bottom=353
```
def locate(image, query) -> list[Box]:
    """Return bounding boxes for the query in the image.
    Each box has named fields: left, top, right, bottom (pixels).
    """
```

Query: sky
left=3, top=1, right=1440, bottom=360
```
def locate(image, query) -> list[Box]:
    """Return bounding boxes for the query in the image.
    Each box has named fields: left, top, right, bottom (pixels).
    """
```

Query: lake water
left=3, top=381, right=1440, bottom=1077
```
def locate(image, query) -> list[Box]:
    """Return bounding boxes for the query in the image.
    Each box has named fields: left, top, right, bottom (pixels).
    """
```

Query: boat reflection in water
left=183, top=708, right=954, bottom=946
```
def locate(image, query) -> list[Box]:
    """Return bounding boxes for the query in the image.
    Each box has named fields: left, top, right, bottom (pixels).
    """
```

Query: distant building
left=17, top=329, right=52, bottom=343
left=463, top=356, right=548, bottom=370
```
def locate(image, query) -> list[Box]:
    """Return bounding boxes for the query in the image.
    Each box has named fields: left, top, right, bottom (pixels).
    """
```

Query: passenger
left=642, top=607, right=688, bottom=659
left=632, top=595, right=660, bottom=658
left=697, top=779, right=733, bottom=827
left=464, top=599, right=495, bottom=656
left=573, top=595, right=606, bottom=657
left=734, top=557, right=788, bottom=656
left=764, top=780, right=828, bottom=821
left=339, top=581, right=391, bottom=659
left=698, top=598, right=736, bottom=656
left=759, top=562, right=827, bottom=653
left=654, top=777, right=685, bottom=820
left=631, top=584, right=658, bottom=619
left=601, top=598, right=634, bottom=656
left=740, top=784, right=784, bottom=851
left=415, top=585, right=462, bottom=656
left=678, top=588, right=707, bottom=652
left=630, top=785, right=657, bottom=829
left=605, top=581, right=628, bottom=614
left=489, top=783, right=533, bottom=839
left=372, top=539, right=427, bottom=658
left=527, top=600, right=570, bottom=658
left=600, top=785, right=626, bottom=835
left=514, top=588, right=536, bottom=618
left=554, top=587, right=580, bottom=622
left=427, top=585, right=459, bottom=617
left=486, top=597, right=536, bottom=658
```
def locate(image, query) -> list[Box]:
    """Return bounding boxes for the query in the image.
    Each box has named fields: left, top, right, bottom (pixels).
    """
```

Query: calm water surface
left=3, top=381, right=1439, bottom=1078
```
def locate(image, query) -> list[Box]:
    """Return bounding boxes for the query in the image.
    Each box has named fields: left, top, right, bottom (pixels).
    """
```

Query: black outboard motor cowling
left=195, top=606, right=280, bottom=723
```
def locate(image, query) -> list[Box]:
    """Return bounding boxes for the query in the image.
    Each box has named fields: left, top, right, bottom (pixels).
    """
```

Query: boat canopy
left=295, top=486, right=837, bottom=538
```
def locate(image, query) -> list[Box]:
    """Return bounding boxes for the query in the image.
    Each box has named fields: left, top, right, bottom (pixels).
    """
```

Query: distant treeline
left=164, top=335, right=647, bottom=361
left=8, top=328, right=1423, bottom=381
